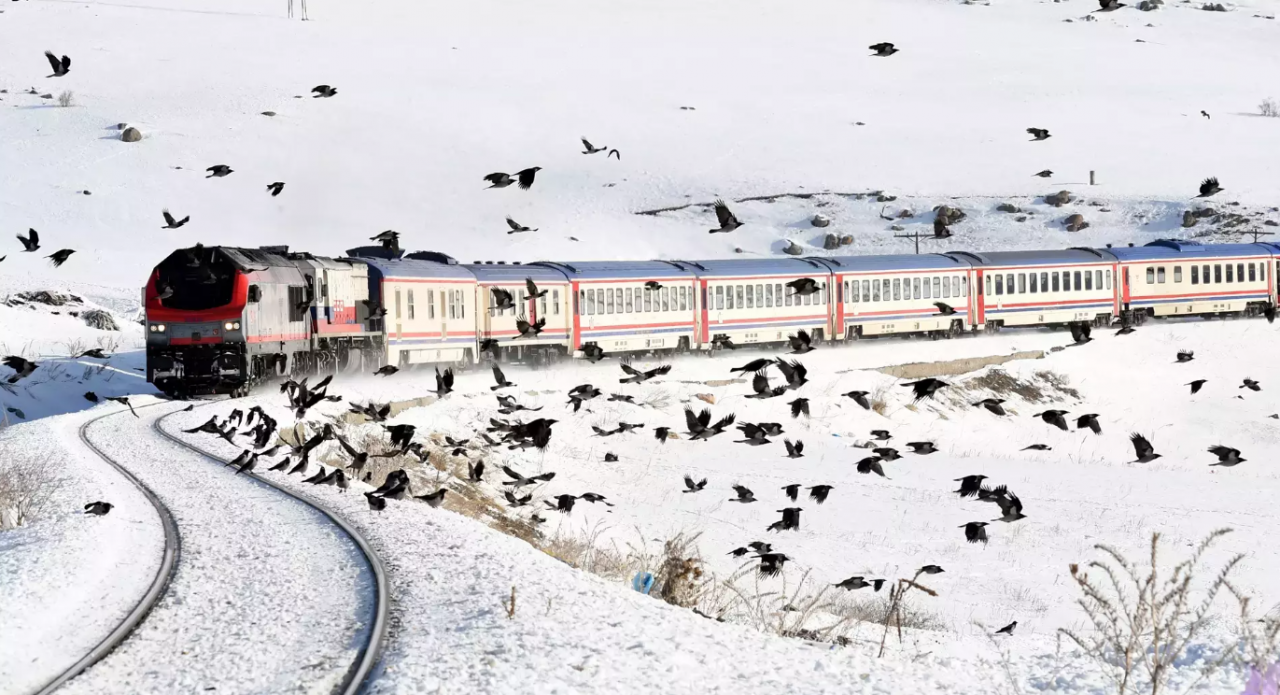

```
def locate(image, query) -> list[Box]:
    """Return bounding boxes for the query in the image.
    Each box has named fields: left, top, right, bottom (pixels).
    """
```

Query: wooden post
left=1089, top=170, right=1096, bottom=186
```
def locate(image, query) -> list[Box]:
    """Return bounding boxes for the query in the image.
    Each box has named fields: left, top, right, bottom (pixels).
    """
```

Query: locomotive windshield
left=155, top=246, right=236, bottom=310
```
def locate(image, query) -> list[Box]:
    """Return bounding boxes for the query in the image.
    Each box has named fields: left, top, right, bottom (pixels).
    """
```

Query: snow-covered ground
left=3, top=0, right=1280, bottom=692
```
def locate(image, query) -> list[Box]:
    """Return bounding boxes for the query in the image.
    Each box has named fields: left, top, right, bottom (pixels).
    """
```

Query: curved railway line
left=28, top=400, right=388, bottom=695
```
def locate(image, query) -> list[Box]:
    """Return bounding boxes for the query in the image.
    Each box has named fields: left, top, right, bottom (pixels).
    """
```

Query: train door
left=699, top=279, right=710, bottom=346
left=973, top=269, right=985, bottom=325
left=439, top=287, right=448, bottom=342
left=1111, top=263, right=1123, bottom=315
left=833, top=275, right=845, bottom=340
left=1121, top=265, right=1132, bottom=311
left=394, top=287, right=402, bottom=341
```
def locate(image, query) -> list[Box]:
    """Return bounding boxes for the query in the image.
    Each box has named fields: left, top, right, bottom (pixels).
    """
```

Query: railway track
left=31, top=400, right=387, bottom=695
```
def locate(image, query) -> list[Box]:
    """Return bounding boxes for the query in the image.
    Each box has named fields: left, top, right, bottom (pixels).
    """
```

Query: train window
left=1191, top=266, right=1199, bottom=284
left=1249, top=263, right=1257, bottom=282
left=1237, top=263, right=1244, bottom=283
left=587, top=289, right=596, bottom=315
left=1028, top=273, right=1037, bottom=294
left=725, top=286, right=734, bottom=310
left=763, top=284, right=772, bottom=307
left=799, top=289, right=809, bottom=306
left=1084, top=272, right=1093, bottom=291
left=408, top=290, right=415, bottom=319
left=578, top=290, right=585, bottom=315
left=1144, top=267, right=1154, bottom=284
left=683, top=287, right=691, bottom=311
left=923, top=277, right=932, bottom=300
left=427, top=290, right=435, bottom=319
left=745, top=285, right=754, bottom=309
left=985, top=276, right=992, bottom=295
left=734, top=285, right=743, bottom=309
left=1050, top=273, right=1059, bottom=292
left=882, top=279, right=891, bottom=302
left=784, top=285, right=793, bottom=306
left=393, top=289, right=402, bottom=320
left=1006, top=274, right=1014, bottom=294
left=448, top=290, right=456, bottom=320
left=1226, top=265, right=1234, bottom=283
left=1013, top=273, right=1021, bottom=294
left=856, top=280, right=865, bottom=302
left=604, top=288, right=613, bottom=314
left=892, top=278, right=901, bottom=301
left=841, top=281, right=848, bottom=304
left=553, top=290, right=560, bottom=315
left=942, top=277, right=951, bottom=298
left=621, top=288, right=630, bottom=314
left=955, top=277, right=963, bottom=297
left=995, top=275, right=1004, bottom=295
left=1069, top=271, right=1078, bottom=291
left=933, top=277, right=941, bottom=298
left=1173, top=267, right=1182, bottom=283
left=1214, top=264, right=1222, bottom=283
left=1095, top=270, right=1102, bottom=289
left=960, top=277, right=968, bottom=297
left=643, top=287, right=652, bottom=312
left=713, top=286, right=722, bottom=311
left=755, top=284, right=763, bottom=308
left=873, top=281, right=881, bottom=302
left=661, top=287, right=669, bottom=311
left=912, top=277, right=921, bottom=299
left=459, top=290, right=466, bottom=319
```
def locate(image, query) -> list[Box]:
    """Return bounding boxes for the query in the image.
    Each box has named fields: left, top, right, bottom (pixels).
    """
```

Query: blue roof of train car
left=950, top=248, right=1118, bottom=267
left=526, top=260, right=698, bottom=280
left=679, top=257, right=833, bottom=278
left=1105, top=240, right=1271, bottom=261
left=354, top=255, right=476, bottom=280
left=464, top=263, right=569, bottom=283
left=818, top=252, right=974, bottom=272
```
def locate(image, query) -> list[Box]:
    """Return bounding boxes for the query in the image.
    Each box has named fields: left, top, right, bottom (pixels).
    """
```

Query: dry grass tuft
left=0, top=455, right=60, bottom=531
left=869, top=383, right=891, bottom=416
left=57, top=90, right=74, bottom=107
left=1260, top=98, right=1279, bottom=118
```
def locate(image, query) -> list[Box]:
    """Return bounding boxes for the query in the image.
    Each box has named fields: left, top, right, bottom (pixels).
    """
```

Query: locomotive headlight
left=224, top=321, right=240, bottom=331
left=151, top=324, right=166, bottom=333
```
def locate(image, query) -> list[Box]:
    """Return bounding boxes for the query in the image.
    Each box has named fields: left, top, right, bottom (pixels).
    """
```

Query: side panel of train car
left=952, top=249, right=1119, bottom=329
left=1106, top=241, right=1273, bottom=319
left=467, top=264, right=572, bottom=359
left=820, top=253, right=974, bottom=338
left=544, top=260, right=699, bottom=354
left=357, top=254, right=478, bottom=366
left=689, top=258, right=836, bottom=348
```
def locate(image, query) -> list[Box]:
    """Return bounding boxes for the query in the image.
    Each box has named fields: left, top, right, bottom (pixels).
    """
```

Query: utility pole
left=1246, top=228, right=1275, bottom=244
left=893, top=229, right=929, bottom=254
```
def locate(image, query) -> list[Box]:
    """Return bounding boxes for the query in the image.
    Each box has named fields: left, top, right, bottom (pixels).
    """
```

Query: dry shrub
left=1260, top=98, right=1279, bottom=118
left=0, top=455, right=60, bottom=530
left=830, top=591, right=944, bottom=631
left=869, top=383, right=891, bottom=416
left=57, top=90, right=74, bottom=107
left=1060, top=529, right=1244, bottom=694
left=698, top=566, right=856, bottom=644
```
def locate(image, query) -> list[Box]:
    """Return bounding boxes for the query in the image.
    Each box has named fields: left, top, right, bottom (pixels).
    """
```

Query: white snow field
left=3, top=0, right=1280, bottom=693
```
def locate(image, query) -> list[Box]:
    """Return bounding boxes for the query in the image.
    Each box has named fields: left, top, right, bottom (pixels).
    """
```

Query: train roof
left=216, top=246, right=297, bottom=270
left=947, top=248, right=1118, bottom=267
left=353, top=255, right=476, bottom=280
left=526, top=260, right=698, bottom=280
left=463, top=262, right=568, bottom=284
left=678, top=257, right=834, bottom=278
left=1104, top=239, right=1272, bottom=261
left=817, top=252, right=974, bottom=272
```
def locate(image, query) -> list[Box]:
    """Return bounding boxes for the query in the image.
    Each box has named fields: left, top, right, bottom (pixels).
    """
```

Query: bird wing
left=484, top=172, right=508, bottom=184
left=752, top=371, right=770, bottom=394
left=502, top=464, right=525, bottom=480
left=646, top=365, right=672, bottom=378
left=492, top=365, right=506, bottom=385
left=713, top=199, right=736, bottom=227
left=163, top=210, right=176, bottom=226
left=1130, top=433, right=1153, bottom=457
left=620, top=362, right=640, bottom=376
left=774, top=359, right=796, bottom=382
left=581, top=137, right=594, bottom=150
left=684, top=407, right=702, bottom=432
left=683, top=474, right=696, bottom=490
left=506, top=217, right=521, bottom=231
left=44, top=51, right=62, bottom=73
left=713, top=414, right=736, bottom=431
left=526, top=278, right=539, bottom=296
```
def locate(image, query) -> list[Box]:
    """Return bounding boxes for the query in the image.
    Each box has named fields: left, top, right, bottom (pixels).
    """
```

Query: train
left=143, top=239, right=1280, bottom=397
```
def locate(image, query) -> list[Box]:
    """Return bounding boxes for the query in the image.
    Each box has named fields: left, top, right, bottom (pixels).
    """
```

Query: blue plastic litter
left=632, top=571, right=655, bottom=595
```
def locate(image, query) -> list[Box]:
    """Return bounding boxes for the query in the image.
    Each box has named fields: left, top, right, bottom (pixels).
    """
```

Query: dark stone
left=782, top=240, right=804, bottom=256
left=996, top=203, right=1020, bottom=213
left=811, top=214, right=831, bottom=228
left=1064, top=213, right=1089, bottom=232
left=121, top=127, right=142, bottom=142
left=82, top=309, right=119, bottom=331
left=1182, top=211, right=1198, bottom=228
left=822, top=233, right=840, bottom=250
left=1044, top=190, right=1073, bottom=207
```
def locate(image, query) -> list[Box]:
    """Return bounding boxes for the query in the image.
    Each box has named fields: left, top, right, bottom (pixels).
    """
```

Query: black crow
left=787, top=278, right=820, bottom=297
left=690, top=409, right=735, bottom=441
left=1034, top=170, right=1053, bottom=178
left=267, top=182, right=285, bottom=196
left=1265, top=305, right=1276, bottom=324
left=161, top=210, right=189, bottom=229
left=365, top=492, right=387, bottom=511
left=527, top=279, right=548, bottom=303
left=302, top=466, right=328, bottom=484
left=869, top=42, right=898, bottom=57
left=1176, top=350, right=1195, bottom=363
left=1129, top=433, right=1161, bottom=463
left=1034, top=409, right=1069, bottom=431
left=415, top=489, right=448, bottom=508
left=1027, top=128, right=1051, bottom=141
left=857, top=456, right=887, bottom=477
left=735, top=422, right=771, bottom=445
left=835, top=576, right=874, bottom=591
left=491, top=287, right=515, bottom=311
left=991, top=490, right=1026, bottom=522
left=1196, top=177, right=1222, bottom=198
left=870, top=429, right=891, bottom=441
left=769, top=507, right=801, bottom=532
left=961, top=521, right=989, bottom=545
left=502, top=464, right=555, bottom=488
left=1076, top=413, right=1101, bottom=435
left=506, top=216, right=537, bottom=234
left=731, top=358, right=774, bottom=375
left=730, top=485, right=756, bottom=503
left=84, top=391, right=100, bottom=403
left=711, top=335, right=738, bottom=350
left=608, top=149, right=620, bottom=160
left=3, top=356, right=38, bottom=382
left=77, top=348, right=109, bottom=359
left=504, top=490, right=532, bottom=507
left=45, top=51, right=71, bottom=77
left=371, top=230, right=400, bottom=250
left=385, top=424, right=416, bottom=451
left=1070, top=323, right=1093, bottom=345
left=873, top=447, right=901, bottom=461
left=374, top=365, right=399, bottom=377
left=267, top=458, right=290, bottom=472
left=84, top=501, right=112, bottom=515
left=1186, top=379, right=1207, bottom=394
left=311, top=85, right=337, bottom=98
left=491, top=365, right=515, bottom=390
left=1095, top=0, right=1125, bottom=11
left=774, top=359, right=809, bottom=389
left=757, top=552, right=789, bottom=577
left=709, top=199, right=742, bottom=233
left=919, top=565, right=944, bottom=575
left=655, top=426, right=671, bottom=443
left=1201, top=110, right=1210, bottom=119
left=683, top=474, right=707, bottom=492
left=907, top=441, right=937, bottom=455
left=904, top=378, right=948, bottom=401
left=728, top=547, right=751, bottom=557
left=547, top=494, right=577, bottom=513
left=782, top=484, right=800, bottom=502
left=581, top=137, right=606, bottom=154
left=333, top=432, right=369, bottom=471
left=934, top=302, right=957, bottom=316
left=788, top=398, right=810, bottom=418
left=746, top=370, right=787, bottom=399
left=105, top=396, right=137, bottom=417
left=1022, top=444, right=1052, bottom=451
left=435, top=367, right=454, bottom=396
left=515, top=315, right=546, bottom=339
left=1241, top=378, right=1261, bottom=392
left=581, top=343, right=607, bottom=362
left=206, top=165, right=234, bottom=178
left=515, top=167, right=542, bottom=190
left=995, top=621, right=1017, bottom=635
left=579, top=492, right=611, bottom=506
left=808, top=484, right=832, bottom=504
left=484, top=172, right=514, bottom=188
left=788, top=330, right=815, bottom=355
left=17, top=229, right=39, bottom=252
left=47, top=249, right=75, bottom=267
left=235, top=452, right=260, bottom=475
left=467, top=460, right=485, bottom=483
left=843, top=391, right=871, bottom=410
left=954, top=475, right=988, bottom=498
left=619, top=361, right=671, bottom=384
left=784, top=439, right=804, bottom=459
left=1207, top=445, right=1245, bottom=467
left=1115, top=325, right=1136, bottom=336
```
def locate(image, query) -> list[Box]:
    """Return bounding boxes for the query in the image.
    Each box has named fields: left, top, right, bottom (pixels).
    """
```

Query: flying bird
left=581, top=138, right=607, bottom=154
left=954, top=475, right=989, bottom=498
left=1241, top=378, right=1261, bottom=392
left=415, top=489, right=447, bottom=508
left=903, top=378, right=948, bottom=401
left=834, top=576, right=875, bottom=591
left=857, top=456, right=887, bottom=477
left=906, top=441, right=937, bottom=455
left=515, top=315, right=546, bottom=339
left=506, top=216, right=538, bottom=234
left=371, top=230, right=400, bottom=250
left=990, top=490, right=1027, bottom=522
left=782, top=484, right=800, bottom=502
left=3, top=356, right=38, bottom=382
left=206, top=165, right=233, bottom=178
left=729, top=485, right=756, bottom=503
left=1129, top=433, right=1162, bottom=463
left=934, top=302, right=957, bottom=316
left=1034, top=170, right=1054, bottom=178
left=787, top=278, right=821, bottom=297
left=961, top=521, right=989, bottom=545
left=1070, top=323, right=1093, bottom=345
left=1197, top=177, right=1223, bottom=198
left=709, top=199, right=742, bottom=233
left=757, top=553, right=789, bottom=577
left=1176, top=350, right=1195, bottom=363
left=374, top=365, right=399, bottom=377
left=17, top=229, right=40, bottom=252
left=84, top=501, right=113, bottom=516
left=808, top=485, right=832, bottom=504
left=1027, top=128, right=1051, bottom=141
left=491, top=365, right=515, bottom=390
left=468, top=460, right=485, bottom=482
left=869, top=42, right=898, bottom=57
left=655, top=426, right=671, bottom=443
left=267, top=182, right=285, bottom=196
left=1186, top=379, right=1207, bottom=394
left=732, top=358, right=774, bottom=375
left=1034, top=409, right=1069, bottom=431
left=311, top=85, right=338, bottom=98
left=1022, top=444, right=1052, bottom=451
left=787, top=330, right=815, bottom=355
left=747, top=371, right=787, bottom=399
left=1076, top=413, right=1101, bottom=435
left=434, top=367, right=455, bottom=396
left=843, top=390, right=871, bottom=410
left=1207, top=445, right=1245, bottom=467
left=788, top=398, right=810, bottom=418
left=491, top=287, right=515, bottom=311
left=105, top=396, right=137, bottom=417
left=1201, top=110, right=1210, bottom=119
left=1095, top=0, right=1126, bottom=11
left=608, top=149, right=620, bottom=160
left=44, top=50, right=71, bottom=77
left=870, top=429, right=892, bottom=441
left=784, top=439, right=804, bottom=459
left=485, top=167, right=541, bottom=190
left=619, top=362, right=671, bottom=384
left=683, top=474, right=707, bottom=493
left=919, top=565, right=945, bottom=575
left=161, top=210, right=189, bottom=229
left=774, top=359, right=809, bottom=389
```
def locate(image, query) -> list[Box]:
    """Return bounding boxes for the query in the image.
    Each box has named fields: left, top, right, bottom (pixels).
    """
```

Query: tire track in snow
left=46, top=401, right=385, bottom=695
